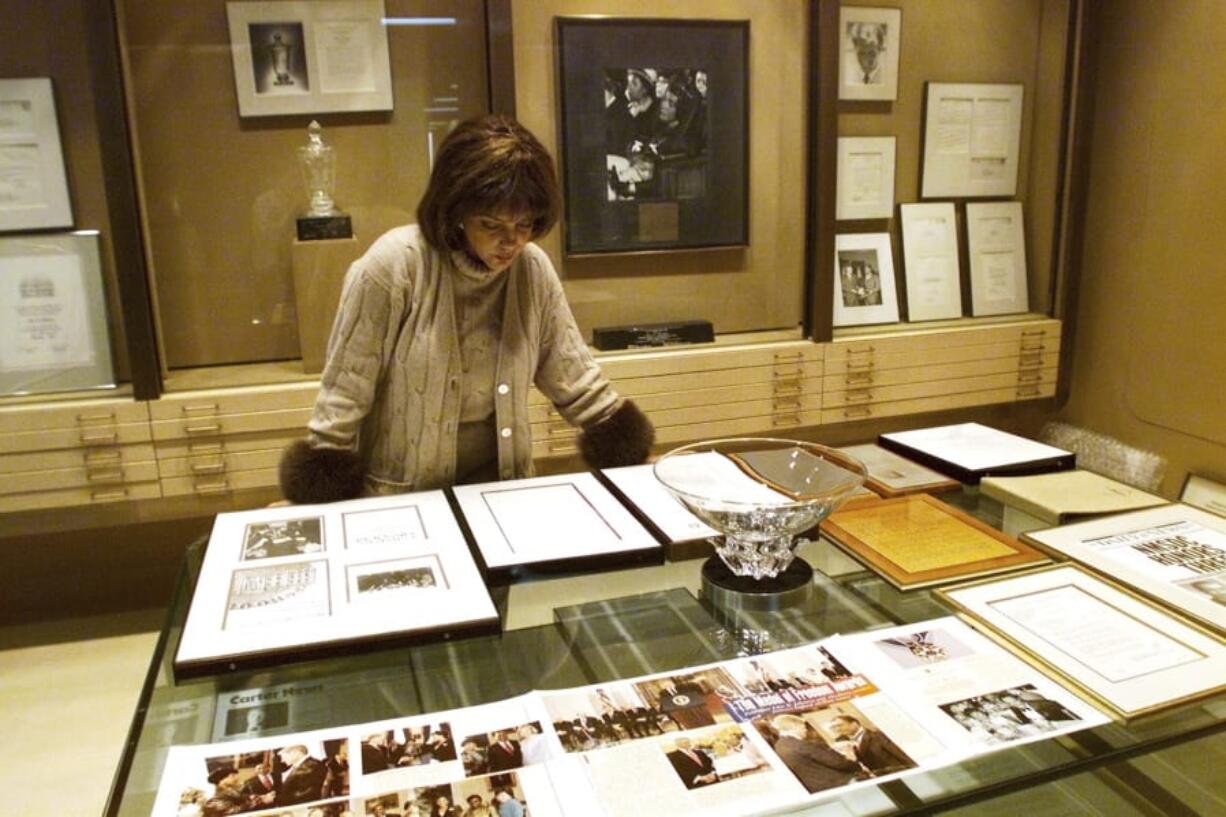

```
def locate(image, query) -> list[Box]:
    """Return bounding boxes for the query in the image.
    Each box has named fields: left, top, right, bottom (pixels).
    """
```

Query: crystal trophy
left=295, top=121, right=352, bottom=240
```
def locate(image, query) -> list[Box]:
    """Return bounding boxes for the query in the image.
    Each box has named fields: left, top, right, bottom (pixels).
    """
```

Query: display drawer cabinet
left=149, top=383, right=316, bottom=498
left=822, top=318, right=1060, bottom=425
left=0, top=396, right=158, bottom=513
left=529, top=339, right=824, bottom=459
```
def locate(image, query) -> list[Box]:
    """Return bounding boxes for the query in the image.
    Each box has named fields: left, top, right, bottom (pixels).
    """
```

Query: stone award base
left=700, top=555, right=814, bottom=613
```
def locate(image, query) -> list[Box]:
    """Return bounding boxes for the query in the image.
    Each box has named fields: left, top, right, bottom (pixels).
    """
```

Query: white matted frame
left=838, top=6, right=902, bottom=101
left=225, top=0, right=393, bottom=118
left=837, top=137, right=895, bottom=221
left=921, top=82, right=1023, bottom=198
left=900, top=202, right=962, bottom=321
left=0, top=78, right=73, bottom=232
left=0, top=230, right=115, bottom=396
left=834, top=232, right=899, bottom=327
left=1182, top=474, right=1226, bottom=518
left=966, top=201, right=1028, bottom=316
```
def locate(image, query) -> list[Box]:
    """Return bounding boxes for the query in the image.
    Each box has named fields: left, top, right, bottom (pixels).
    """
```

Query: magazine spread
left=154, top=618, right=1106, bottom=816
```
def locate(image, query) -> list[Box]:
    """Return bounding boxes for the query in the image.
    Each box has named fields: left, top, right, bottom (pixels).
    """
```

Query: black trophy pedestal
left=700, top=555, right=814, bottom=612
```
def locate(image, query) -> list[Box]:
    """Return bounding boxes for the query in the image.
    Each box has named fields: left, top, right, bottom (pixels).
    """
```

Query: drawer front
left=530, top=361, right=822, bottom=408
left=821, top=382, right=1057, bottom=424
left=0, top=460, right=159, bottom=495
left=0, top=397, right=149, bottom=435
left=531, top=378, right=821, bottom=424
left=822, top=351, right=1059, bottom=391
left=823, top=368, right=1058, bottom=409
left=827, top=320, right=1059, bottom=361
left=824, top=337, right=1059, bottom=376
left=0, top=442, right=157, bottom=475
left=1, top=421, right=152, bottom=455
left=161, top=467, right=280, bottom=498
left=150, top=383, right=319, bottom=420
left=157, top=448, right=284, bottom=479
left=155, top=429, right=302, bottom=459
left=151, top=407, right=312, bottom=441
left=597, top=341, right=822, bottom=381
left=0, top=481, right=161, bottom=513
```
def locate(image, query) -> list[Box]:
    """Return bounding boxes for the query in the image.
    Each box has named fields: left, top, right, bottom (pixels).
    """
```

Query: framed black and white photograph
left=225, top=0, right=393, bottom=118
left=0, top=78, right=73, bottom=232
left=921, top=82, right=1024, bottom=198
left=0, top=230, right=115, bottom=397
left=900, top=202, right=963, bottom=321
left=241, top=516, right=325, bottom=561
left=833, top=232, right=900, bottom=327
left=837, top=137, right=895, bottom=221
left=838, top=6, right=902, bottom=101
left=554, top=17, right=749, bottom=255
left=966, top=201, right=1029, bottom=316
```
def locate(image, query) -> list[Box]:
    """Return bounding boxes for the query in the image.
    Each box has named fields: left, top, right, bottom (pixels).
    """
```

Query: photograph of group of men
left=360, top=771, right=529, bottom=817
left=458, top=722, right=549, bottom=780
left=724, top=647, right=854, bottom=694
left=361, top=725, right=456, bottom=774
left=939, top=683, right=1081, bottom=745
left=660, top=724, right=769, bottom=790
left=837, top=249, right=885, bottom=308
left=190, top=739, right=348, bottom=815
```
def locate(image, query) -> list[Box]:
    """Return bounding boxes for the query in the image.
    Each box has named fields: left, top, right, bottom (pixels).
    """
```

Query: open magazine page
left=154, top=695, right=564, bottom=817
left=825, top=617, right=1109, bottom=758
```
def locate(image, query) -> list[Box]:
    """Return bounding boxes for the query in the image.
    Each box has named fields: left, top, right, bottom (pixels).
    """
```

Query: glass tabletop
left=105, top=490, right=1226, bottom=816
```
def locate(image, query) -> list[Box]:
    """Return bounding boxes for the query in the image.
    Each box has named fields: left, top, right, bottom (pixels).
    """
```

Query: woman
left=429, top=794, right=460, bottom=817
left=281, top=115, right=653, bottom=503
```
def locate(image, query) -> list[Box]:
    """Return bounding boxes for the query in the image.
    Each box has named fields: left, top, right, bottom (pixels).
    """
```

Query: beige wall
left=1061, top=0, right=1226, bottom=496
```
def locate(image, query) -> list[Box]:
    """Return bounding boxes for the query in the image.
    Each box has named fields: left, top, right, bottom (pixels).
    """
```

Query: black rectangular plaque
left=296, top=213, right=354, bottom=241
left=592, top=319, right=714, bottom=351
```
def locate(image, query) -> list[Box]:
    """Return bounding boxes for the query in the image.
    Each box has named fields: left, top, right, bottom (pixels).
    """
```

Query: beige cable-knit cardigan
left=306, top=225, right=620, bottom=493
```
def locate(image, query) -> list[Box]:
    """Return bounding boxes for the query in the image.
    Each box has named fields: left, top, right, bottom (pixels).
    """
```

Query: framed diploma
left=838, top=6, right=902, bottom=101
left=1022, top=504, right=1226, bottom=634
left=225, top=0, right=393, bottom=118
left=878, top=422, right=1075, bottom=485
left=836, top=137, right=895, bottom=221
left=598, top=464, right=718, bottom=561
left=920, top=82, right=1023, bottom=198
left=0, top=231, right=115, bottom=397
left=0, top=78, right=73, bottom=232
left=837, top=443, right=961, bottom=498
left=966, top=201, right=1029, bottom=316
left=174, top=491, right=500, bottom=679
left=834, top=232, right=900, bottom=327
left=938, top=564, right=1226, bottom=719
left=1181, top=473, right=1226, bottom=518
left=899, top=202, right=963, bottom=321
left=450, top=472, right=664, bottom=576
left=820, top=494, right=1048, bottom=590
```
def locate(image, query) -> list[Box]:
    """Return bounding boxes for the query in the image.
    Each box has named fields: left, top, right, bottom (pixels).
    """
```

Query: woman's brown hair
left=416, top=114, right=561, bottom=252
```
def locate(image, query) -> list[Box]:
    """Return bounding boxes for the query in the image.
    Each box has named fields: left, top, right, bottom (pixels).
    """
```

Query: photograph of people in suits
left=660, top=724, right=769, bottom=790
left=360, top=723, right=457, bottom=776
left=633, top=668, right=742, bottom=732
left=940, top=684, right=1082, bottom=745
left=726, top=646, right=855, bottom=694
left=201, top=739, right=348, bottom=813
left=547, top=683, right=675, bottom=752
left=241, top=517, right=325, bottom=561
left=404, top=774, right=530, bottom=817
left=458, top=720, right=548, bottom=779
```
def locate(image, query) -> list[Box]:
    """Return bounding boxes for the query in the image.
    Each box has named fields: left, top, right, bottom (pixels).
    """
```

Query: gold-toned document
left=820, top=494, right=1048, bottom=589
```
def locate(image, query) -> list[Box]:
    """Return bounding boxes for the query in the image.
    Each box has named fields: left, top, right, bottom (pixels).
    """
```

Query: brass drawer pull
left=843, top=407, right=872, bottom=419
left=80, top=431, right=118, bottom=445
left=194, top=479, right=232, bottom=495
left=191, top=461, right=227, bottom=475
left=1017, top=371, right=1042, bottom=384
left=547, top=441, right=576, bottom=453
left=91, top=488, right=129, bottom=502
left=845, top=390, right=873, bottom=404
left=771, top=413, right=802, bottom=427
left=76, top=411, right=115, bottom=423
left=773, top=397, right=803, bottom=410
left=846, top=360, right=874, bottom=372
left=188, top=441, right=224, bottom=454
left=772, top=351, right=804, bottom=362
left=84, top=449, right=122, bottom=465
left=1016, top=386, right=1041, bottom=398
left=773, top=366, right=803, bottom=378
left=846, top=345, right=874, bottom=355
left=1020, top=342, right=1046, bottom=352
left=86, top=468, right=125, bottom=483
left=1018, top=354, right=1043, bottom=367
left=546, top=421, right=569, bottom=435
left=184, top=423, right=222, bottom=435
left=845, top=373, right=874, bottom=385
left=1021, top=328, right=1048, bottom=338
left=182, top=403, right=219, bottom=414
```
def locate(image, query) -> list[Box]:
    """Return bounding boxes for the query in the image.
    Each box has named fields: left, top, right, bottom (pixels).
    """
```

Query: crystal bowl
left=653, top=438, right=867, bottom=580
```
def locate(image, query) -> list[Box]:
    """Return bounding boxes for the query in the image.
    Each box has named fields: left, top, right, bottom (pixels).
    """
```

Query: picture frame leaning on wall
left=0, top=78, right=73, bottom=232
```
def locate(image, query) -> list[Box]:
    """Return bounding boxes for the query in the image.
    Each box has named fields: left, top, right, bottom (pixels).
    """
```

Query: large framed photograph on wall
left=555, top=17, right=749, bottom=256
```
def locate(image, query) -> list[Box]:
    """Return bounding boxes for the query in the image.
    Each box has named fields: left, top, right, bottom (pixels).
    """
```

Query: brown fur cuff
left=578, top=399, right=655, bottom=468
left=279, top=439, right=365, bottom=504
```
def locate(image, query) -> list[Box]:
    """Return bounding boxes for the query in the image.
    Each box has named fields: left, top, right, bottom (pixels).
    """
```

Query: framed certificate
left=837, top=443, right=961, bottom=498
left=836, top=137, right=896, bottom=221
left=598, top=464, right=718, bottom=561
left=938, top=564, right=1226, bottom=719
left=834, top=232, right=900, bottom=327
left=225, top=0, right=394, bottom=118
left=920, top=82, right=1023, bottom=198
left=879, top=422, right=1075, bottom=485
left=899, top=202, right=963, bottom=321
left=820, top=494, right=1048, bottom=590
left=1022, top=503, right=1226, bottom=634
left=1181, top=473, right=1226, bottom=518
left=450, top=472, right=663, bottom=576
left=0, top=78, right=73, bottom=232
left=838, top=6, right=902, bottom=101
left=966, top=201, right=1029, bottom=316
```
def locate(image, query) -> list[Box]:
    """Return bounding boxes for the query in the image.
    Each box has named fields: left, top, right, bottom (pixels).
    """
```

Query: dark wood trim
left=805, top=0, right=839, bottom=341
left=485, top=0, right=516, bottom=116
left=86, top=1, right=162, bottom=399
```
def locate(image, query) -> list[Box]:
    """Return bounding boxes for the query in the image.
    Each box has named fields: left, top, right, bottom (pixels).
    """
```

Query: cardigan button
left=500, top=427, right=512, bottom=439
left=497, top=383, right=509, bottom=395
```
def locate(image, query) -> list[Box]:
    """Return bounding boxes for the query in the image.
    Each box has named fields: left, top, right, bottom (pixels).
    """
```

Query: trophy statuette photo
left=296, top=120, right=353, bottom=241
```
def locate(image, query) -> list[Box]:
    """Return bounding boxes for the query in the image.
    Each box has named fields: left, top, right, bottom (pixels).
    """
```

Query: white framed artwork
left=921, top=82, right=1023, bottom=198
left=834, top=232, right=900, bottom=327
left=837, top=137, right=896, bottom=221
left=966, top=201, right=1029, bottom=316
left=0, top=78, right=73, bottom=232
left=900, top=202, right=962, bottom=321
left=838, top=6, right=902, bottom=101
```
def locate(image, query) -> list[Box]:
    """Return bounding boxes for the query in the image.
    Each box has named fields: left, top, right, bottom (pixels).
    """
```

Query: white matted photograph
left=966, top=201, right=1029, bottom=316
left=921, top=82, right=1023, bottom=198
left=1181, top=474, right=1226, bottom=519
left=347, top=554, right=448, bottom=603
left=900, top=202, right=963, bottom=321
left=0, top=78, right=73, bottom=232
left=837, top=137, right=896, bottom=221
left=833, top=232, right=900, bottom=327
left=838, top=6, right=902, bottom=101
left=225, top=0, right=393, bottom=117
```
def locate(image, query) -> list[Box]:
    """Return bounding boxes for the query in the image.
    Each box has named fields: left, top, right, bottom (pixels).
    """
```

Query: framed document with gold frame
left=938, top=564, right=1226, bottom=719
left=819, top=494, right=1048, bottom=590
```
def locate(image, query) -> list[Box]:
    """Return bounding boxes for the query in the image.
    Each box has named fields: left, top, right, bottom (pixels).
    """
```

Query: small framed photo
left=1182, top=474, right=1226, bottom=518
left=834, top=232, right=900, bottom=327
left=554, top=17, right=749, bottom=255
left=900, top=202, right=962, bottom=321
left=838, top=6, right=902, bottom=101
left=0, top=78, right=73, bottom=232
left=966, top=201, right=1028, bottom=316
left=0, top=231, right=115, bottom=397
left=225, top=0, right=393, bottom=118
left=836, top=137, right=895, bottom=221
left=921, top=82, right=1023, bottom=198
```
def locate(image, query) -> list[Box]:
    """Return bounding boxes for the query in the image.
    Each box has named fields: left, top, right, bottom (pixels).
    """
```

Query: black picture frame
left=554, top=17, right=750, bottom=256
